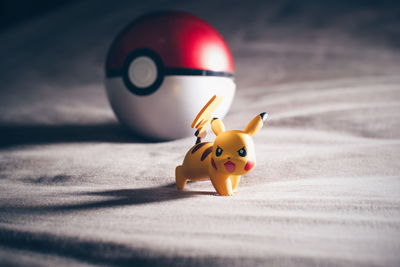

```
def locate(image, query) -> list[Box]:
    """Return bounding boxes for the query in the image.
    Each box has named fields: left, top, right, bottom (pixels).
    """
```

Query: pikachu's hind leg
left=175, top=165, right=188, bottom=190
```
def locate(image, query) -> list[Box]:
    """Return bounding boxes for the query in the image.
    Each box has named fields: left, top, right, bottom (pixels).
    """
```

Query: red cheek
left=211, top=158, right=218, bottom=170
left=244, top=161, right=254, bottom=171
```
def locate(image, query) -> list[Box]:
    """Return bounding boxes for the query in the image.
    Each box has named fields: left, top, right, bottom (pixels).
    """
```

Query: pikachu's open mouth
left=224, top=161, right=236, bottom=172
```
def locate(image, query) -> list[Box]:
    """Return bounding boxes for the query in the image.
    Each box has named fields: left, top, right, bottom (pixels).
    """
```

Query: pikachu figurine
left=175, top=95, right=267, bottom=196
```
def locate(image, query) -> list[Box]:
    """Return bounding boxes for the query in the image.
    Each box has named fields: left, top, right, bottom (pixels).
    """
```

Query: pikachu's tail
left=191, top=95, right=222, bottom=144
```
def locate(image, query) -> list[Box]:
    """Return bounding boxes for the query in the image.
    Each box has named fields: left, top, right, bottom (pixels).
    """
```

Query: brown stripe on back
left=191, top=142, right=210, bottom=154
left=200, top=147, right=213, bottom=161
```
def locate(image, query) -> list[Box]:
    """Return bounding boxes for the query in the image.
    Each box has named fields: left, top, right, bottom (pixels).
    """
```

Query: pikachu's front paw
left=218, top=191, right=234, bottom=196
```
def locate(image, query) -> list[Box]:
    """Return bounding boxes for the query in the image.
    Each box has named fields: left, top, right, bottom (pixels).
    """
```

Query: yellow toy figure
left=175, top=95, right=267, bottom=196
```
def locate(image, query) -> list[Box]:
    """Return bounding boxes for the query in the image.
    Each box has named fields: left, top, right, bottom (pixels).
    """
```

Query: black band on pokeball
left=107, top=67, right=234, bottom=79
left=106, top=48, right=234, bottom=96
left=164, top=68, right=234, bottom=78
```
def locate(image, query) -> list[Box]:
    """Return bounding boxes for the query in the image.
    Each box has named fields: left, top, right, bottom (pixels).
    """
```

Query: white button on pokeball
left=128, top=56, right=157, bottom=88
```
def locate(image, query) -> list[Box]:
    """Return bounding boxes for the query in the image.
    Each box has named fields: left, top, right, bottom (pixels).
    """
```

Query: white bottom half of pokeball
left=105, top=76, right=236, bottom=140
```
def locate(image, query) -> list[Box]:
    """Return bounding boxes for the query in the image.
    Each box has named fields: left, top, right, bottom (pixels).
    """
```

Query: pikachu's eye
left=238, top=147, right=247, bottom=157
left=215, top=147, right=223, bottom=157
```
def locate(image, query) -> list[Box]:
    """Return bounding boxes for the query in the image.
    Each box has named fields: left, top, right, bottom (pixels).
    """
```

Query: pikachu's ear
left=244, top=112, right=267, bottom=136
left=211, top=118, right=225, bottom=136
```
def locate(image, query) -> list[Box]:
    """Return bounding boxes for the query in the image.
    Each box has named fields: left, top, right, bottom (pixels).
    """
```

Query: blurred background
left=1, top=0, right=400, bottom=145
left=1, top=0, right=399, bottom=144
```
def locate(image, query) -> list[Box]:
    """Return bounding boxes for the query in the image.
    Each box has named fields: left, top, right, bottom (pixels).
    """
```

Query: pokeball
left=105, top=11, right=236, bottom=140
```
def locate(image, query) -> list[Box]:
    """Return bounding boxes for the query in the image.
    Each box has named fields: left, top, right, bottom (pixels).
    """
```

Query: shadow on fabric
left=58, top=184, right=214, bottom=211
left=0, top=183, right=214, bottom=215
left=0, top=122, right=159, bottom=147
left=0, top=224, right=285, bottom=267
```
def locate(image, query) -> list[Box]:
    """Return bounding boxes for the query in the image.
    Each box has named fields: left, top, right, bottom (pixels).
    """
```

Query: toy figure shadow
left=74, top=184, right=212, bottom=209
left=58, top=184, right=212, bottom=212
left=1, top=183, right=213, bottom=215
left=0, top=122, right=156, bottom=147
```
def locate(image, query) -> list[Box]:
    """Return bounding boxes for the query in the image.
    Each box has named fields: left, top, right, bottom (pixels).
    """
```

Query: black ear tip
left=259, top=112, right=267, bottom=121
left=212, top=117, right=219, bottom=122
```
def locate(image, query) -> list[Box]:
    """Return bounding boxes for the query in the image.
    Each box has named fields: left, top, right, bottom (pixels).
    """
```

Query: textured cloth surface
left=1, top=1, right=400, bottom=266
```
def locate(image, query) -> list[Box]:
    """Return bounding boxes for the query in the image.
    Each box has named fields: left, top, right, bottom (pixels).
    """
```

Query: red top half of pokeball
left=106, top=11, right=234, bottom=73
